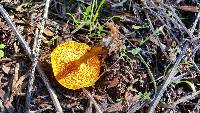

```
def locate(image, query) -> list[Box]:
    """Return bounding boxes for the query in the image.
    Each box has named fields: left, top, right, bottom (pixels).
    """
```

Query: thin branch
left=36, top=64, right=63, bottom=113
left=189, top=45, right=200, bottom=74
left=0, top=99, right=5, bottom=113
left=111, top=0, right=127, bottom=7
left=82, top=88, right=103, bottom=113
left=145, top=13, right=154, bottom=32
left=138, top=54, right=157, bottom=94
left=142, top=0, right=180, bottom=44
left=190, top=59, right=200, bottom=74
left=0, top=5, right=31, bottom=55
left=168, top=6, right=194, bottom=39
left=190, top=6, right=200, bottom=34
left=26, top=28, right=39, bottom=112
left=171, top=90, right=200, bottom=107
left=147, top=41, right=189, bottom=113
left=171, top=72, right=189, bottom=84
left=0, top=4, right=63, bottom=113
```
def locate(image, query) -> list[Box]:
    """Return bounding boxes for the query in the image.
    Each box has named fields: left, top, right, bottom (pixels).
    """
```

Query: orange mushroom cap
left=51, top=41, right=101, bottom=90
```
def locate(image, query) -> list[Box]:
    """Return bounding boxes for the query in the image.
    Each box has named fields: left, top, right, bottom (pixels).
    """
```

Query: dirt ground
left=0, top=0, right=200, bottom=113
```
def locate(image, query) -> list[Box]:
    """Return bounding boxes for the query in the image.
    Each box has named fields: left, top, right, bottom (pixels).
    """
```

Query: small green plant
left=132, top=23, right=149, bottom=30
left=48, top=35, right=59, bottom=46
left=139, top=26, right=163, bottom=46
left=119, top=46, right=141, bottom=63
left=0, top=43, right=6, bottom=59
left=90, top=23, right=106, bottom=37
left=16, top=1, right=33, bottom=11
left=20, top=2, right=32, bottom=9
left=178, top=80, right=196, bottom=93
left=131, top=47, right=141, bottom=56
left=109, top=16, right=124, bottom=21
left=138, top=91, right=151, bottom=100
left=67, top=0, right=105, bottom=35
left=116, top=98, right=124, bottom=102
left=119, top=46, right=157, bottom=93
left=119, top=47, right=131, bottom=62
left=180, top=60, right=193, bottom=67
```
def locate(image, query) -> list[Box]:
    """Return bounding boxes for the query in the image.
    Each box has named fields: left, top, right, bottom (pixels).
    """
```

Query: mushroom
left=51, top=41, right=101, bottom=90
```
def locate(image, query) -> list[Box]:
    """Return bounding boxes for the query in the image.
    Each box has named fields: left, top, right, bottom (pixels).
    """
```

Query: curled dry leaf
left=43, top=28, right=54, bottom=37
left=106, top=101, right=123, bottom=112
left=12, top=63, right=27, bottom=95
left=2, top=65, right=10, bottom=75
left=106, top=22, right=122, bottom=55
left=168, top=47, right=180, bottom=62
left=106, top=75, right=121, bottom=89
left=177, top=5, right=199, bottom=13
left=124, top=85, right=140, bottom=109
left=0, top=89, right=5, bottom=100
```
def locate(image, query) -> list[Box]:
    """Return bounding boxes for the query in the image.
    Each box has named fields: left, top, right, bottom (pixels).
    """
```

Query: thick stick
left=0, top=4, right=63, bottom=113
left=26, top=0, right=52, bottom=112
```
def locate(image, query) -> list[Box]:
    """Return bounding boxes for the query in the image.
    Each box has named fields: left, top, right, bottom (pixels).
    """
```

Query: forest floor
left=0, top=0, right=200, bottom=113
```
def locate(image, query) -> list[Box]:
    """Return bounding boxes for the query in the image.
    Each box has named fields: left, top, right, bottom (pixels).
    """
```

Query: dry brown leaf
left=12, top=63, right=19, bottom=90
left=124, top=85, right=140, bottom=108
left=94, top=95, right=106, bottom=101
left=0, top=58, right=12, bottom=63
left=168, top=47, right=179, bottom=62
left=2, top=65, right=10, bottom=75
left=125, top=92, right=140, bottom=108
left=106, top=101, right=123, bottom=112
left=14, top=75, right=27, bottom=94
left=43, top=28, right=54, bottom=37
left=4, top=101, right=14, bottom=113
left=177, top=5, right=199, bottom=12
left=106, top=76, right=120, bottom=89
left=106, top=22, right=122, bottom=55
left=0, top=89, right=5, bottom=99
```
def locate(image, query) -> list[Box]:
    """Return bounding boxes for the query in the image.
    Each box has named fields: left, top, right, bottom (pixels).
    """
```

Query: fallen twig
left=190, top=45, right=200, bottom=74
left=0, top=99, right=5, bottom=113
left=26, top=28, right=39, bottom=112
left=111, top=0, right=127, bottom=7
left=0, top=4, right=63, bottom=113
left=82, top=88, right=103, bottom=113
left=190, top=6, right=200, bottom=34
left=168, top=6, right=194, bottom=39
left=190, top=59, right=200, bottom=74
left=147, top=41, right=189, bottom=113
left=171, top=90, right=200, bottom=108
left=26, top=0, right=52, bottom=112
left=128, top=100, right=150, bottom=113
left=138, top=54, right=157, bottom=93
left=0, top=5, right=31, bottom=55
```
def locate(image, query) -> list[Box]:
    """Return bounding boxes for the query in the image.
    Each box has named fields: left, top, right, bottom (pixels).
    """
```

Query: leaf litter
left=0, top=0, right=200, bottom=113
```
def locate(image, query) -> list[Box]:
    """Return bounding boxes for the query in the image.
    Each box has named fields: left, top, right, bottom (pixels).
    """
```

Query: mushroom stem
left=56, top=61, right=80, bottom=80
left=78, top=45, right=102, bottom=63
